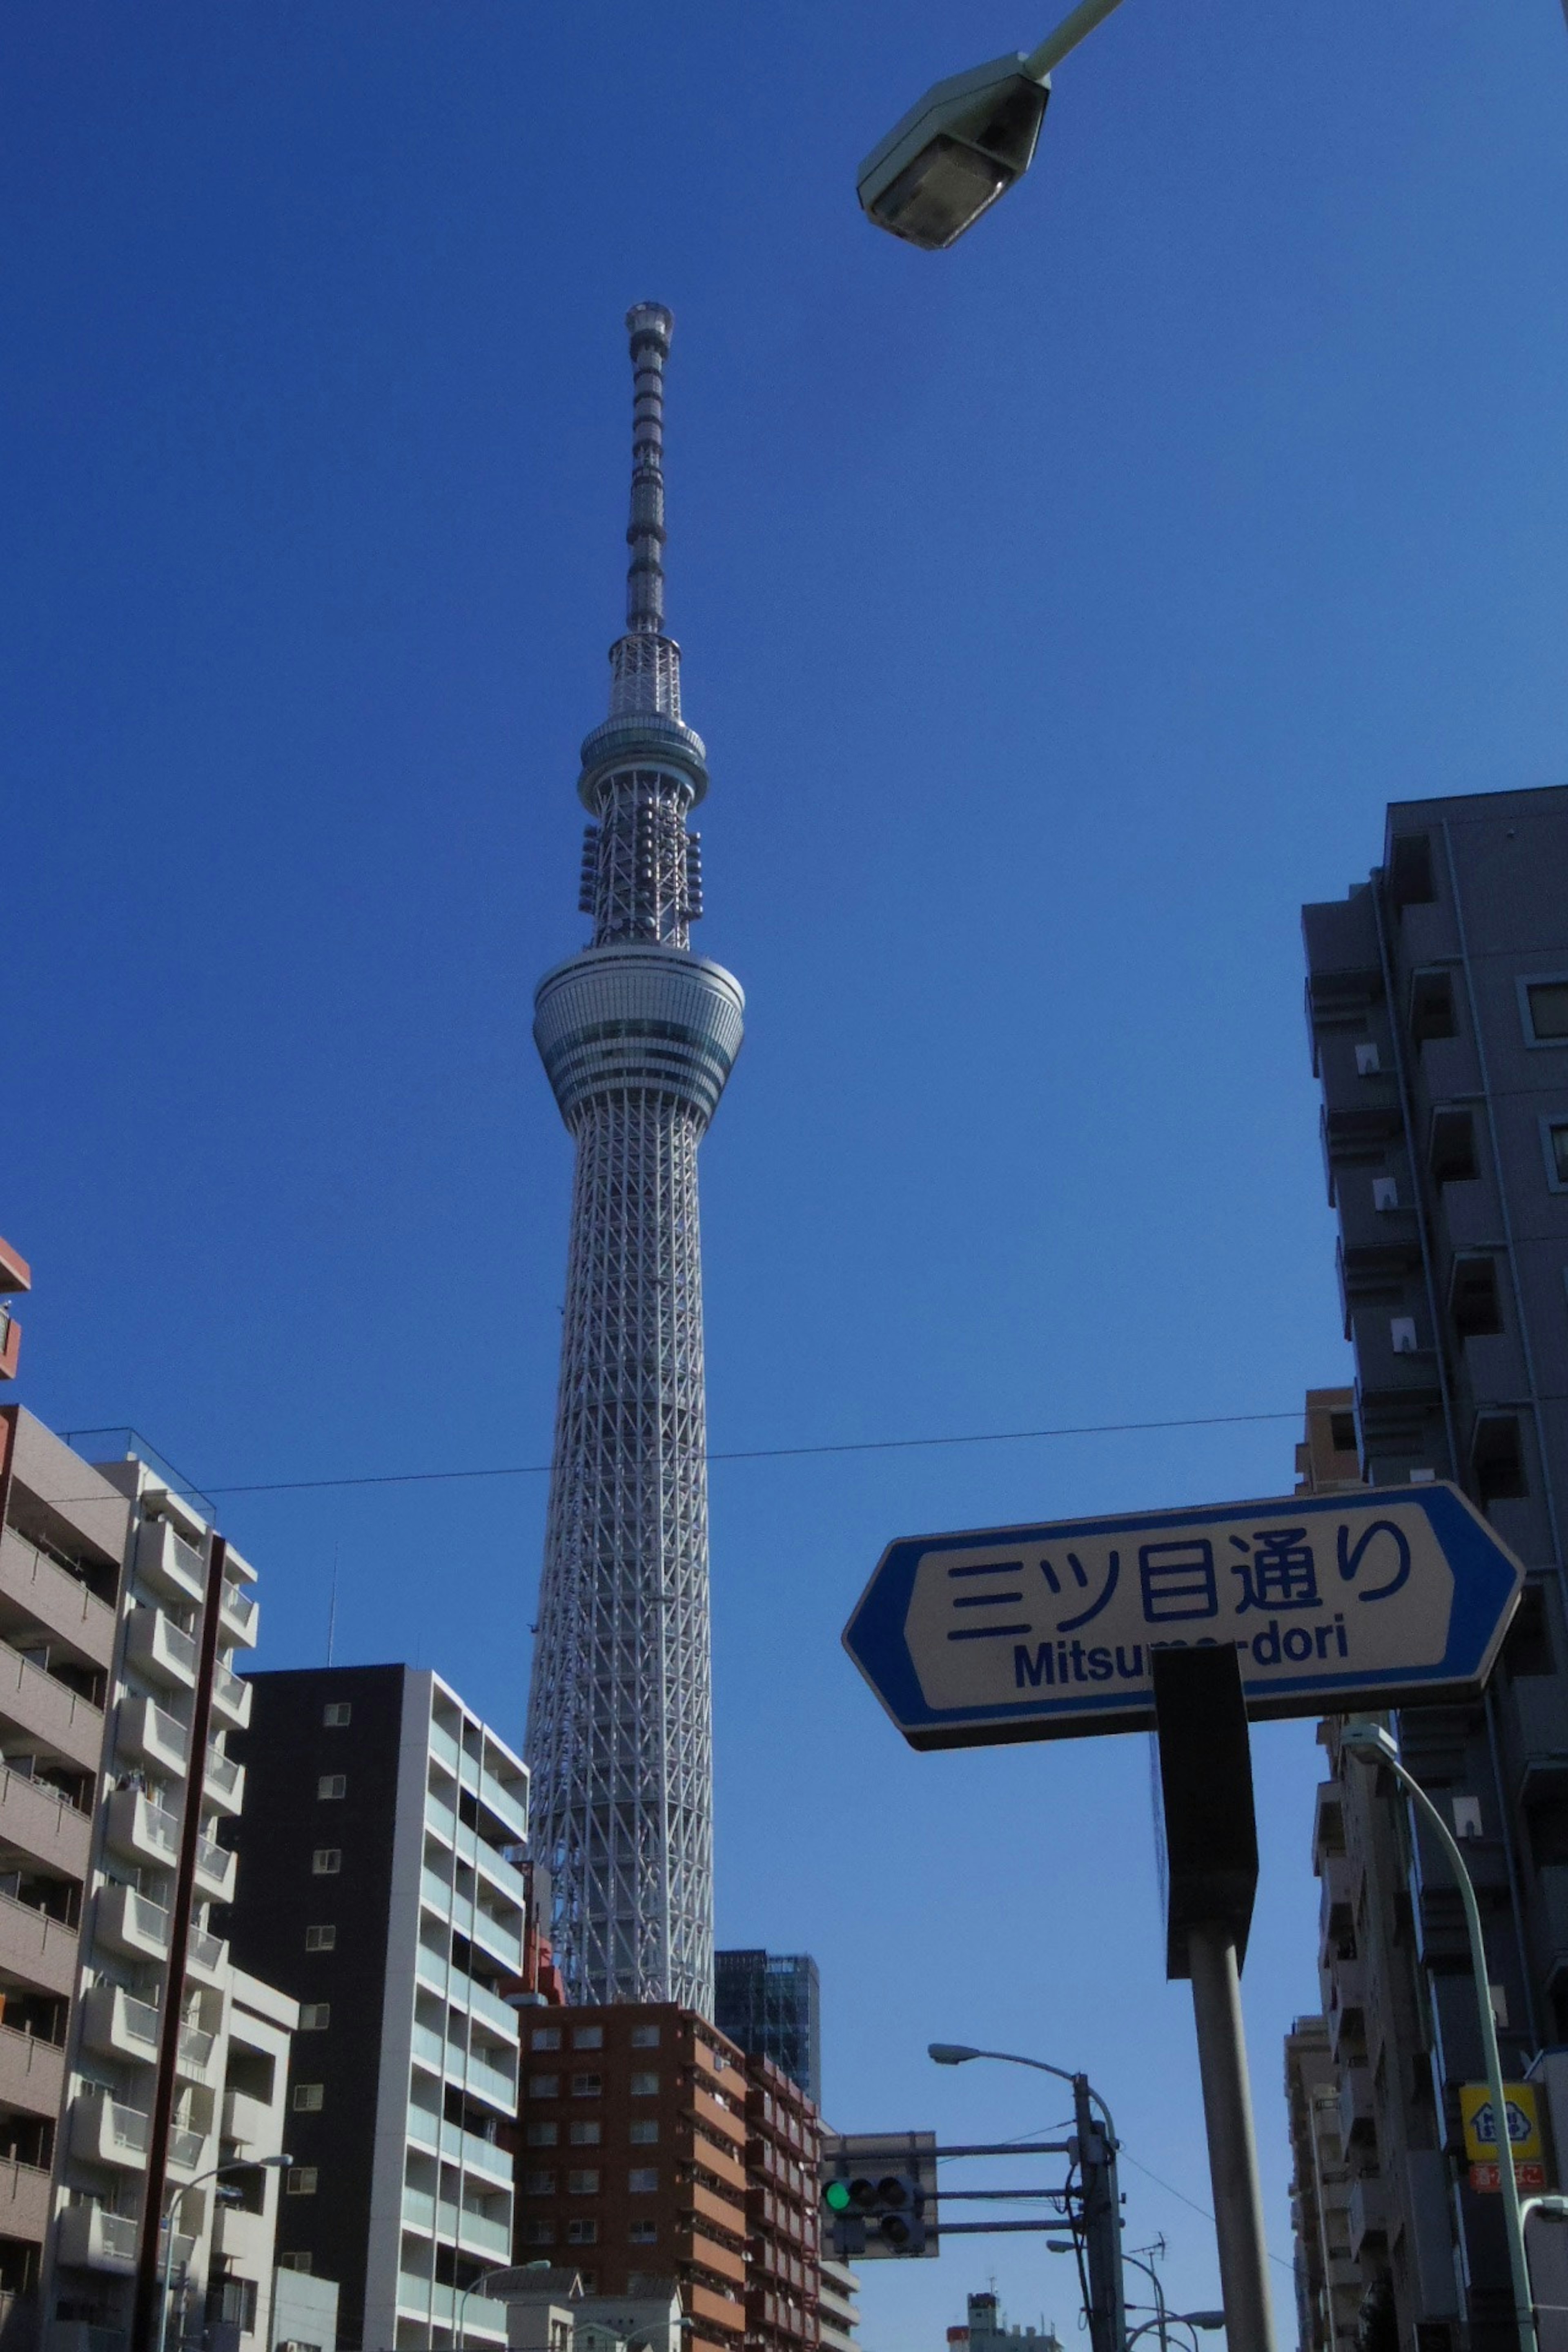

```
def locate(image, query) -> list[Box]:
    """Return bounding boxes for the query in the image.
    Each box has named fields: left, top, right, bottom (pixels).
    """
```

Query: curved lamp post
left=456, top=2261, right=557, bottom=2350
left=156, top=2152, right=291, bottom=2352
left=1341, top=1719, right=1536, bottom=2352
left=931, top=2044, right=1123, bottom=2352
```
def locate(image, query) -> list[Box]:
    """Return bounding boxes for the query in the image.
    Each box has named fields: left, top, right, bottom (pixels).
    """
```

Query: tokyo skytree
left=525, top=303, right=743, bottom=2014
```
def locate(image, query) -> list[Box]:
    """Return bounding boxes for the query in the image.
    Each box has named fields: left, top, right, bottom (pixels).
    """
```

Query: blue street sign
left=843, top=1483, right=1525, bottom=1750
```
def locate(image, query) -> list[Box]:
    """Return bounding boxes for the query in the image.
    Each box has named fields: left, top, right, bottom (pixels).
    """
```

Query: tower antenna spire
left=610, top=303, right=682, bottom=721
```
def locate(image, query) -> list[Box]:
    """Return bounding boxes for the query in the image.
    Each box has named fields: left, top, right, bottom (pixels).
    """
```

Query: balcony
left=686, top=2282, right=747, bottom=2336
left=209, top=1662, right=252, bottom=1731
left=401, top=2189, right=511, bottom=2258
left=203, top=1746, right=244, bottom=1817
left=465, top=2049, right=519, bottom=2114
left=81, top=1985, right=214, bottom=2084
left=122, top=1694, right=189, bottom=1779
left=0, top=2158, right=53, bottom=2247
left=54, top=2199, right=171, bottom=2276
left=221, top=2087, right=274, bottom=2151
left=105, top=1788, right=178, bottom=1873
left=1339, top=2062, right=1376, bottom=2147
left=1512, top=1677, right=1568, bottom=1797
left=394, top=2276, right=508, bottom=2339
left=1348, top=2174, right=1387, bottom=2257
left=0, top=1640, right=104, bottom=1775
left=0, top=1530, right=116, bottom=1671
left=185, top=1922, right=228, bottom=1986
left=71, top=2089, right=154, bottom=2171
left=96, top=1881, right=172, bottom=1964
left=135, top=1521, right=207, bottom=1607
left=194, top=1831, right=235, bottom=1903
left=125, top=1607, right=197, bottom=1693
left=0, top=1762, right=91, bottom=1879
left=218, top=1579, right=258, bottom=1650
left=0, top=1887, right=80, bottom=1997
left=0, top=2021, right=63, bottom=2119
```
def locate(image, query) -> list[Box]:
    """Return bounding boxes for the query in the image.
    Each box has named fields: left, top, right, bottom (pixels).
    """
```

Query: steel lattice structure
left=525, top=304, right=742, bottom=2014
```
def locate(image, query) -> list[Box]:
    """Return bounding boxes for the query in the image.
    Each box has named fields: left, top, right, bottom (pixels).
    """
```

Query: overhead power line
left=179, top=1406, right=1301, bottom=1501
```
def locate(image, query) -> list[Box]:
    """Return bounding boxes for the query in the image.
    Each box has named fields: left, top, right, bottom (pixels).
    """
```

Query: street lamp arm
left=1342, top=1722, right=1537, bottom=2352
left=1022, top=0, right=1129, bottom=81
left=931, top=2045, right=1118, bottom=2143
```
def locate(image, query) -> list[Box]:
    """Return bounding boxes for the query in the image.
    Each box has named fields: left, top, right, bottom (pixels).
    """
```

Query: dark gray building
left=713, top=1951, right=820, bottom=2108
left=1301, top=784, right=1568, bottom=2352
left=218, top=1667, right=527, bottom=2352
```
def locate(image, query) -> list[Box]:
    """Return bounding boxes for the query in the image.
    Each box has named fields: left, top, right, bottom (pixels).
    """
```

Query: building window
left=526, top=2122, right=558, bottom=2149
left=530, top=2075, right=559, bottom=2098
left=285, top=2169, right=318, bottom=2197
left=569, top=2121, right=601, bottom=2147
left=322, top=1702, right=351, bottom=1727
left=277, top=2255, right=312, bottom=2274
left=628, top=2169, right=658, bottom=2194
left=292, top=2083, right=325, bottom=2113
left=629, top=2024, right=660, bottom=2049
left=1430, top=1106, right=1479, bottom=1184
left=522, top=2221, right=556, bottom=2248
left=531, top=2028, right=562, bottom=2052
left=1450, top=1254, right=1503, bottom=1339
left=566, top=2221, right=598, bottom=2247
left=523, top=2172, right=557, bottom=2196
left=316, top=1775, right=347, bottom=1801
left=628, top=2222, right=658, bottom=2245
left=629, top=2073, right=658, bottom=2097
left=572, top=2025, right=604, bottom=2050
left=1354, top=1041, right=1381, bottom=1076
left=1521, top=978, right=1568, bottom=1044
left=304, top=1925, right=336, bottom=1952
left=1505, top=1583, right=1555, bottom=1677
left=1409, top=969, right=1457, bottom=1043
left=1372, top=1177, right=1399, bottom=1212
left=571, top=2074, right=602, bottom=2098
left=298, top=2003, right=330, bottom=2031
left=1390, top=1317, right=1418, bottom=1355
left=1387, top=832, right=1434, bottom=906
left=311, top=1849, right=341, bottom=1876
left=1543, top=1121, right=1568, bottom=1192
left=1473, top=1415, right=1528, bottom=1504
left=567, top=2172, right=601, bottom=2196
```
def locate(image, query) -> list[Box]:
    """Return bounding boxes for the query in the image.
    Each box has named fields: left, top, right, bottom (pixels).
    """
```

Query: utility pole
left=1074, top=2072, right=1127, bottom=2352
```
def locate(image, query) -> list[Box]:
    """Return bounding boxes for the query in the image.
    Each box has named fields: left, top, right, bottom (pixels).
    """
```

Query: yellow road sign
left=1460, top=2082, right=1541, bottom=2165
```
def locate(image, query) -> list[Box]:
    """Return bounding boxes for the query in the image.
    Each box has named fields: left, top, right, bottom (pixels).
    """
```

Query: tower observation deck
left=525, top=304, right=743, bottom=2013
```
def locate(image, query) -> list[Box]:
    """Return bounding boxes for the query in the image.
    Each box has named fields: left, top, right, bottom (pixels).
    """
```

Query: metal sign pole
left=1152, top=1647, right=1276, bottom=2352
left=1187, top=1924, right=1276, bottom=2352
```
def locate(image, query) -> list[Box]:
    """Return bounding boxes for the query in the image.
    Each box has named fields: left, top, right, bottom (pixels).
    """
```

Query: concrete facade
left=1300, top=785, right=1568, bottom=2349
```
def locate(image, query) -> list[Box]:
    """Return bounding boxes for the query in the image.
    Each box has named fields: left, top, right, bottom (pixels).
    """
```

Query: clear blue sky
left=5, top=1, right=1567, bottom=2341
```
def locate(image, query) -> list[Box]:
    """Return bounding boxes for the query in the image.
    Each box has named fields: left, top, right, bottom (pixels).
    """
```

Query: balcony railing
left=219, top=1581, right=258, bottom=1638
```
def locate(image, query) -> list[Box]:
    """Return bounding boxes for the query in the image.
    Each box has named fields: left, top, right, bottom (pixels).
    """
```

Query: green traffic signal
left=825, top=2180, right=853, bottom=2213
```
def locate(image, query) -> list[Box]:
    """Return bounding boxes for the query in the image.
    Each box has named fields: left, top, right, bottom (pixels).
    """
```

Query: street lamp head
left=928, top=2043, right=981, bottom=2066
left=1340, top=1719, right=1398, bottom=1767
left=857, top=56, right=1050, bottom=250
left=1180, top=2317, right=1226, bottom=2333
left=1530, top=2197, right=1568, bottom=2223
left=1045, top=2241, right=1077, bottom=2254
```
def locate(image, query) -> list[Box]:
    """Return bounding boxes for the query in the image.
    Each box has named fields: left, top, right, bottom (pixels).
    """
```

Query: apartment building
left=1300, top=785, right=1568, bottom=2346
left=1284, top=2013, right=1359, bottom=2352
left=42, top=1430, right=272, bottom=2352
left=514, top=2004, right=748, bottom=2352
left=815, top=2262, right=858, bottom=2352
left=0, top=1238, right=29, bottom=1386
left=0, top=1411, right=129, bottom=2333
left=218, top=1667, right=527, bottom=2352
left=739, top=2052, right=818, bottom=2352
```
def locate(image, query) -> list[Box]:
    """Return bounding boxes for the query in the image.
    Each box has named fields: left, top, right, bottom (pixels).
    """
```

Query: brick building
left=740, top=2052, right=818, bottom=2352
left=514, top=2006, right=748, bottom=2352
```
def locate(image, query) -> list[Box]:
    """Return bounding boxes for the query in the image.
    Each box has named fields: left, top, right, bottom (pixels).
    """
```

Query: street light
left=931, top=2045, right=1123, bottom=2352
left=928, top=2043, right=1117, bottom=2140
left=1127, top=2319, right=1225, bottom=2346
left=157, top=2153, right=291, bottom=2352
left=1341, top=1719, right=1537, bottom=2352
left=455, top=2261, right=555, bottom=2349
left=856, top=0, right=1127, bottom=247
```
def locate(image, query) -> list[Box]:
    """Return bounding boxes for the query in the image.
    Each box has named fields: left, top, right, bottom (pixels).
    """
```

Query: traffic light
left=822, top=2168, right=931, bottom=2259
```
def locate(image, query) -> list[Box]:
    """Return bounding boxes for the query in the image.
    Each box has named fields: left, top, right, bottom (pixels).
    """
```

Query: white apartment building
left=40, top=1430, right=288, bottom=2352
